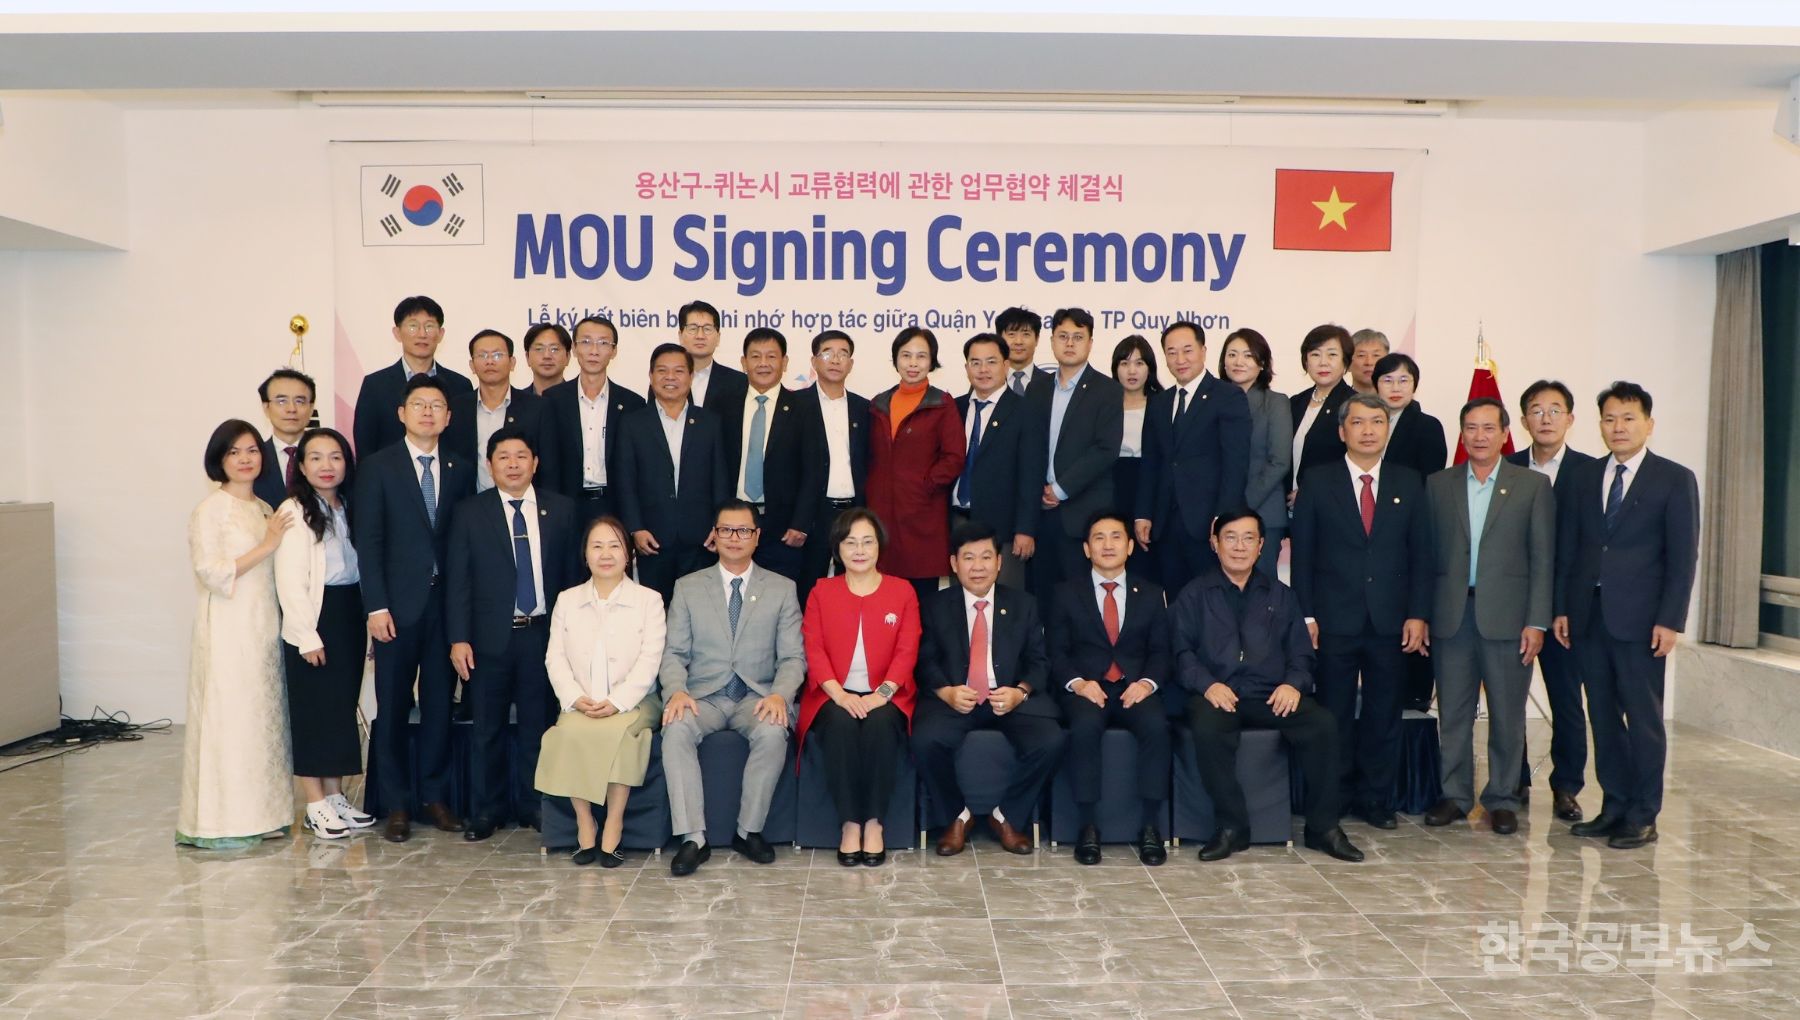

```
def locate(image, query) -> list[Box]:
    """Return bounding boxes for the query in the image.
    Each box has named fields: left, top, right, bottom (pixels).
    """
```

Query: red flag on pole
left=1452, top=324, right=1517, bottom=465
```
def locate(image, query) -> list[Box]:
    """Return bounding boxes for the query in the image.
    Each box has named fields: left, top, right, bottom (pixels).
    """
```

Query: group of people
left=178, top=295, right=1699, bottom=869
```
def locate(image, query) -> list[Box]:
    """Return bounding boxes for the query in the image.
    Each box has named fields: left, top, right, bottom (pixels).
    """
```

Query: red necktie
left=284, top=445, right=299, bottom=488
left=1101, top=581, right=1123, bottom=681
left=968, top=599, right=991, bottom=701
left=1359, top=473, right=1375, bottom=536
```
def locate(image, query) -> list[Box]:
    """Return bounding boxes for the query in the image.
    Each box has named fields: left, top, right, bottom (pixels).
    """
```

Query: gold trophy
left=288, top=314, right=321, bottom=429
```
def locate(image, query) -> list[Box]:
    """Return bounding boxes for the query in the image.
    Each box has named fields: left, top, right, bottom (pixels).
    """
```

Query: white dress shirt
left=1168, top=372, right=1209, bottom=422
left=692, top=363, right=714, bottom=406
left=1527, top=443, right=1567, bottom=485
left=1065, top=569, right=1157, bottom=692
left=473, top=389, right=512, bottom=492
left=819, top=389, right=856, bottom=499
left=267, top=435, right=300, bottom=484
left=403, top=437, right=443, bottom=508
left=961, top=585, right=998, bottom=684
left=501, top=486, right=548, bottom=617
left=1601, top=446, right=1649, bottom=512
left=545, top=577, right=667, bottom=712
left=578, top=380, right=611, bottom=488
left=719, top=561, right=756, bottom=606
left=736, top=385, right=780, bottom=501
left=656, top=402, right=686, bottom=490
left=843, top=622, right=872, bottom=693
left=1346, top=455, right=1384, bottom=504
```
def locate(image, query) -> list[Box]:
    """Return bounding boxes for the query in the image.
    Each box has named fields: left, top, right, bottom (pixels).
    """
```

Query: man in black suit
left=793, top=329, right=870, bottom=603
left=447, top=428, right=579, bottom=840
left=352, top=295, right=473, bottom=457
left=716, top=327, right=819, bottom=583
left=254, top=368, right=315, bottom=509
left=352, top=374, right=476, bottom=843
left=952, top=333, right=1043, bottom=590
left=679, top=299, right=748, bottom=410
left=1290, top=393, right=1432, bottom=829
left=912, top=520, right=1066, bottom=856
left=1173, top=509, right=1363, bottom=863
left=1025, top=308, right=1124, bottom=604
left=1555, top=382, right=1699, bottom=850
left=996, top=305, right=1047, bottom=397
left=1047, top=511, right=1171, bottom=866
left=616, top=343, right=730, bottom=604
left=1134, top=319, right=1251, bottom=593
left=444, top=330, right=544, bottom=492
left=536, top=315, right=648, bottom=528
left=1510, top=379, right=1598, bottom=822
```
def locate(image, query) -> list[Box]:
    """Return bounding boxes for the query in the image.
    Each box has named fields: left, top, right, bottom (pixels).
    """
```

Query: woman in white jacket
left=535, top=515, right=666, bottom=866
left=273, top=428, right=373, bottom=839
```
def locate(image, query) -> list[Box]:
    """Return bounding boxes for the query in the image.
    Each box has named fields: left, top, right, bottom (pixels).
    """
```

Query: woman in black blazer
left=1287, top=324, right=1357, bottom=501
left=1374, top=352, right=1448, bottom=477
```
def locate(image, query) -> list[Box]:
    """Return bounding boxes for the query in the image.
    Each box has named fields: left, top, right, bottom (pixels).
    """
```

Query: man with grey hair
left=1349, top=328, right=1390, bottom=395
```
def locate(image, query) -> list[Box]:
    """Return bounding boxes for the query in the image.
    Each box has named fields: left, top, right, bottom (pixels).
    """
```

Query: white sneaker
left=304, top=800, right=349, bottom=839
left=327, top=793, right=376, bottom=829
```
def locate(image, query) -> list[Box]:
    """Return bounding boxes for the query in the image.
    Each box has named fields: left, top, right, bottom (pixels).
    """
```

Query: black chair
left=539, top=731, right=673, bottom=852
left=1171, top=726, right=1291, bottom=845
left=1049, top=726, right=1169, bottom=844
left=697, top=728, right=800, bottom=845
left=792, top=738, right=917, bottom=849
left=917, top=729, right=1042, bottom=848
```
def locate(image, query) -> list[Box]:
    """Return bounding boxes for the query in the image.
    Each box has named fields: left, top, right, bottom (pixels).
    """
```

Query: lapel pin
left=749, top=594, right=758, bottom=602
left=540, top=509, right=548, bottom=516
left=1500, top=488, right=1508, bottom=496
left=1393, top=497, right=1401, bottom=504
left=688, top=417, right=696, bottom=425
left=1000, top=608, right=1008, bottom=615
left=1131, top=586, right=1140, bottom=594
left=1201, top=393, right=1208, bottom=400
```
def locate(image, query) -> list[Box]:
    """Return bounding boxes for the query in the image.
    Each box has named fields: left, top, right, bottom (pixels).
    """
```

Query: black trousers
left=469, top=620, right=554, bottom=825
left=1314, top=621, right=1407, bottom=811
left=577, top=488, right=616, bottom=530
left=1061, top=684, right=1171, bottom=805
left=801, top=498, right=861, bottom=606
left=810, top=699, right=907, bottom=823
left=1029, top=507, right=1088, bottom=608
left=911, top=697, right=1067, bottom=829
left=1577, top=622, right=1667, bottom=828
left=635, top=539, right=716, bottom=606
left=284, top=583, right=367, bottom=778
left=1189, top=692, right=1339, bottom=835
left=1402, top=649, right=1435, bottom=710
left=1153, top=517, right=1219, bottom=597
left=371, top=581, right=455, bottom=811
left=1530, top=634, right=1589, bottom=795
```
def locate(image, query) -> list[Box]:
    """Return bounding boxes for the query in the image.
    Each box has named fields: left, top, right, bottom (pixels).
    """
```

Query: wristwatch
left=874, top=681, right=898, bottom=699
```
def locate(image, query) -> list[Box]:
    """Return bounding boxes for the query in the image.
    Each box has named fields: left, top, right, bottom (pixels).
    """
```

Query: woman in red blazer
left=799, top=508, right=921, bottom=868
left=867, top=326, right=966, bottom=602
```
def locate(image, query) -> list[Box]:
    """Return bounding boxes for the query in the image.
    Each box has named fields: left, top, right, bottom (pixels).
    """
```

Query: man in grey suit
left=1422, top=398, right=1555, bottom=836
left=660, top=499, right=806, bottom=876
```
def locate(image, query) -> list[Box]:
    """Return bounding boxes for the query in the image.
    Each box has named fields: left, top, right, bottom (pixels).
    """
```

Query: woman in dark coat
left=1374, top=352, right=1449, bottom=478
left=867, top=326, right=966, bottom=602
left=1288, top=323, right=1358, bottom=502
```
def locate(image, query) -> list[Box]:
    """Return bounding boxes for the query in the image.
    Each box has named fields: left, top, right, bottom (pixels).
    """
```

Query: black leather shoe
left=1304, top=826, right=1366, bottom=862
left=1357, top=805, right=1399, bottom=830
left=1553, top=790, right=1584, bottom=823
left=598, top=848, right=627, bottom=868
left=1607, top=824, right=1658, bottom=850
left=1423, top=799, right=1467, bottom=827
left=670, top=840, right=711, bottom=876
left=1137, top=825, right=1167, bottom=867
left=1198, top=827, right=1249, bottom=862
left=1516, top=784, right=1531, bottom=805
left=1073, top=824, right=1102, bottom=866
left=1490, top=809, right=1519, bottom=836
left=1571, top=813, right=1625, bottom=838
left=836, top=850, right=865, bottom=867
left=383, top=811, right=411, bottom=844
left=463, top=817, right=498, bottom=842
left=571, top=845, right=598, bottom=866
left=732, top=832, right=777, bottom=864
left=861, top=850, right=887, bottom=867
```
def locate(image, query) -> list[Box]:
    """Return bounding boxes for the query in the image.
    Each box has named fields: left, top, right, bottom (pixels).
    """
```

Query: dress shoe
left=1137, top=825, right=1167, bottom=866
left=1516, top=784, right=1531, bottom=805
left=1304, top=826, right=1366, bottom=862
left=1490, top=809, right=1519, bottom=836
left=422, top=802, right=463, bottom=833
left=1357, top=805, right=1399, bottom=830
left=463, top=817, right=498, bottom=842
left=861, top=850, right=887, bottom=867
left=1553, top=790, right=1584, bottom=823
left=1571, top=813, right=1626, bottom=838
left=936, top=817, right=970, bottom=856
left=670, top=839, right=711, bottom=876
left=1198, top=827, right=1249, bottom=862
left=598, top=848, right=628, bottom=868
left=571, top=845, right=599, bottom=866
left=989, top=816, right=1032, bottom=854
left=1607, top=824, right=1658, bottom=850
left=1423, top=799, right=1467, bottom=827
left=836, top=849, right=865, bottom=867
left=732, top=831, right=777, bottom=864
left=383, top=811, right=411, bottom=844
left=1073, top=824, right=1102, bottom=866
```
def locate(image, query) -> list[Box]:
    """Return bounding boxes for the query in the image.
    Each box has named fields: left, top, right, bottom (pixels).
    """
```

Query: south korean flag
left=360, top=164, right=485, bottom=247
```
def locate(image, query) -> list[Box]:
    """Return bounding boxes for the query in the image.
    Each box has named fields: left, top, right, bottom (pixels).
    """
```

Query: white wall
left=1644, top=101, right=1800, bottom=253
left=14, top=99, right=1714, bottom=721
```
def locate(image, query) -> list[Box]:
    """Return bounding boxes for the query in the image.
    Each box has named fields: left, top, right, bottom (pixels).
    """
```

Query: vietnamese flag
left=1273, top=169, right=1393, bottom=252
left=1452, top=339, right=1518, bottom=464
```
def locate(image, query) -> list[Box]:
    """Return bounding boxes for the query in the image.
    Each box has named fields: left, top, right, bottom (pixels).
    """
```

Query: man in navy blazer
left=794, top=330, right=871, bottom=603
left=1554, top=382, right=1699, bottom=850
left=615, top=343, right=730, bottom=605
left=1047, top=511, right=1171, bottom=866
left=912, top=520, right=1065, bottom=856
left=353, top=295, right=473, bottom=458
left=442, top=329, right=545, bottom=490
left=254, top=368, right=316, bottom=510
left=1025, top=309, right=1124, bottom=604
left=1290, top=393, right=1432, bottom=830
left=352, top=374, right=476, bottom=843
left=446, top=428, right=580, bottom=841
left=1509, top=379, right=1599, bottom=821
left=716, top=327, right=821, bottom=584
left=953, top=333, right=1045, bottom=591
left=1172, top=509, right=1363, bottom=863
left=535, top=316, right=647, bottom=527
left=679, top=299, right=749, bottom=410
left=1134, top=320, right=1251, bottom=594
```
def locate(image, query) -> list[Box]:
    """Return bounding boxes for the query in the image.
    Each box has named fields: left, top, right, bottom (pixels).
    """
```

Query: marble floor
left=2, top=722, right=1799, bottom=1019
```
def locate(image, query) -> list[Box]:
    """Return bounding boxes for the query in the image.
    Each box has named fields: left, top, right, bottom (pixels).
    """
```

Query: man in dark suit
left=616, top=343, right=730, bottom=604
left=679, top=299, right=748, bottom=410
left=1290, top=393, right=1432, bottom=829
left=352, top=374, right=476, bottom=843
left=536, top=315, right=647, bottom=528
left=1047, top=511, right=1171, bottom=866
left=912, top=520, right=1066, bottom=856
left=1555, top=382, right=1698, bottom=850
left=254, top=368, right=315, bottom=509
left=443, top=329, right=544, bottom=491
left=997, top=305, right=1048, bottom=397
left=953, top=333, right=1044, bottom=591
left=446, top=427, right=579, bottom=841
left=523, top=322, right=572, bottom=396
left=1510, top=379, right=1598, bottom=822
left=352, top=295, right=473, bottom=457
left=716, top=327, right=820, bottom=584
left=1134, top=319, right=1251, bottom=593
left=1025, top=308, right=1124, bottom=605
left=1174, top=509, right=1363, bottom=863
left=794, top=330, right=870, bottom=602
left=1422, top=398, right=1555, bottom=837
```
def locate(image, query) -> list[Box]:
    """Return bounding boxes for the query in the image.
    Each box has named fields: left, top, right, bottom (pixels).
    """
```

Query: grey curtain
left=1701, top=248, right=1765, bottom=647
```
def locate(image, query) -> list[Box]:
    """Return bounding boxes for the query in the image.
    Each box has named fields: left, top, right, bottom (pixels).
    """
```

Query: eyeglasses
left=575, top=338, right=617, bottom=350
left=1525, top=408, right=1567, bottom=421
left=400, top=323, right=442, bottom=336
left=1377, top=375, right=1414, bottom=387
left=527, top=344, right=566, bottom=355
left=1217, top=534, right=1261, bottom=548
left=816, top=351, right=851, bottom=362
left=267, top=396, right=313, bottom=408
left=472, top=351, right=509, bottom=363
left=713, top=525, right=758, bottom=539
left=1052, top=332, right=1087, bottom=343
left=405, top=400, right=448, bottom=413
left=682, top=324, right=719, bottom=337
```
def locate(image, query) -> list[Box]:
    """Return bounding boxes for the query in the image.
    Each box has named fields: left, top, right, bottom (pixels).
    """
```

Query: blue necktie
left=1011, top=370, right=1027, bottom=397
left=1604, top=462, right=1627, bottom=531
left=725, top=576, right=749, bottom=699
left=417, top=455, right=437, bottom=528
left=510, top=498, right=537, bottom=616
left=745, top=394, right=768, bottom=502
left=956, top=399, right=989, bottom=508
